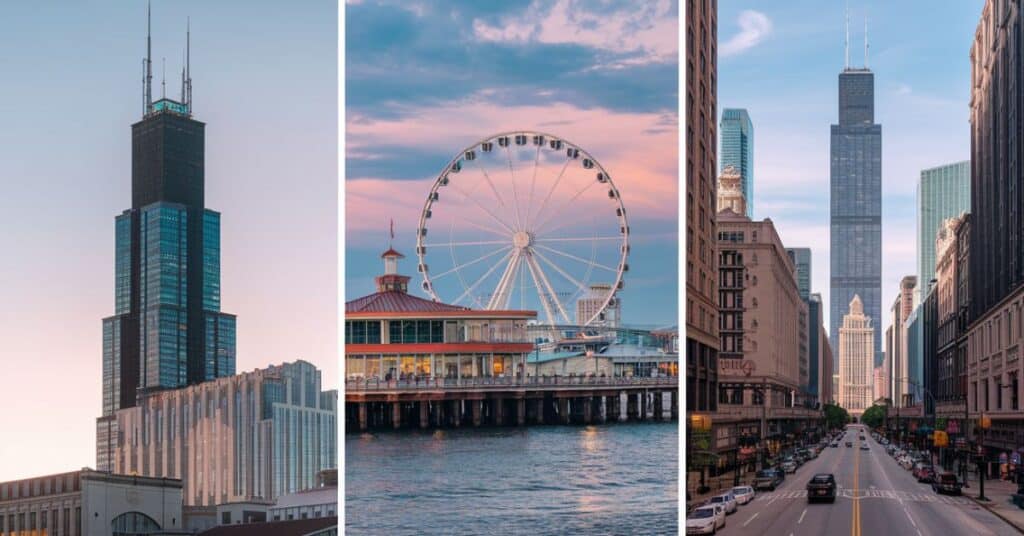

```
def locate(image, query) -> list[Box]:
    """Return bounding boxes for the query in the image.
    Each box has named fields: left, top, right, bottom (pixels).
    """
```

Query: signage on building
left=719, top=358, right=756, bottom=377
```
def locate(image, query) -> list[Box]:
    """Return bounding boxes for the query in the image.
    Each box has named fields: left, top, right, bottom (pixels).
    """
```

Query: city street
left=715, top=425, right=1016, bottom=536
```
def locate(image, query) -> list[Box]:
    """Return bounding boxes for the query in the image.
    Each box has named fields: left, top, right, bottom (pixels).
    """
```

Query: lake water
left=345, top=422, right=678, bottom=535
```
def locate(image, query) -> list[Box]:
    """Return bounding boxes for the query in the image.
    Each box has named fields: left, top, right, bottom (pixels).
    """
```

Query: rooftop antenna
left=185, top=16, right=192, bottom=111
left=844, top=1, right=849, bottom=69
left=161, top=57, right=166, bottom=99
left=864, top=16, right=869, bottom=69
left=145, top=1, right=153, bottom=115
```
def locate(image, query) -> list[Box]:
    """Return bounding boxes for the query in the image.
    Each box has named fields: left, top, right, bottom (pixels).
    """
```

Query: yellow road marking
left=852, top=429, right=862, bottom=536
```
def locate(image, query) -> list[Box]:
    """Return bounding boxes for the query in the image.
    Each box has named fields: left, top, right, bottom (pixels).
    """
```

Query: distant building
left=576, top=283, right=621, bottom=327
left=889, top=276, right=917, bottom=407
left=838, top=295, right=874, bottom=416
left=935, top=215, right=968, bottom=427
left=717, top=165, right=747, bottom=216
left=917, top=162, right=970, bottom=301
left=0, top=469, right=184, bottom=536
left=786, top=248, right=812, bottom=301
left=720, top=108, right=754, bottom=217
left=114, top=360, right=337, bottom=507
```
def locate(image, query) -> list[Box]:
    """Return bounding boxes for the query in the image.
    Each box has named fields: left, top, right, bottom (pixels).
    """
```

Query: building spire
left=864, top=16, right=869, bottom=69
left=145, top=0, right=153, bottom=115
left=185, top=16, right=192, bottom=111
left=161, top=57, right=166, bottom=99
left=844, top=2, right=849, bottom=69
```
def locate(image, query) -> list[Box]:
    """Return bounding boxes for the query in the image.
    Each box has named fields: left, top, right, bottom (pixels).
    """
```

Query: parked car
left=912, top=462, right=931, bottom=479
left=932, top=472, right=963, bottom=495
left=781, top=460, right=798, bottom=473
left=917, top=466, right=936, bottom=483
left=731, top=485, right=755, bottom=505
left=754, top=469, right=784, bottom=491
left=687, top=504, right=726, bottom=534
left=807, top=473, right=837, bottom=503
left=846, top=441, right=853, bottom=447
left=708, top=492, right=738, bottom=514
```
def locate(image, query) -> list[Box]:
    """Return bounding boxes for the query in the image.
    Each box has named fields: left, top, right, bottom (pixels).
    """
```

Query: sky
left=345, top=0, right=679, bottom=327
left=0, top=0, right=336, bottom=480
left=717, top=0, right=982, bottom=338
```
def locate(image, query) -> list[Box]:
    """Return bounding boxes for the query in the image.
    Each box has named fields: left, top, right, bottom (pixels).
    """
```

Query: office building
left=917, top=161, right=970, bottom=300
left=98, top=13, right=236, bottom=472
left=889, top=275, right=917, bottom=407
left=838, top=295, right=874, bottom=416
left=576, top=283, right=620, bottom=327
left=720, top=108, right=754, bottom=217
left=786, top=248, right=812, bottom=301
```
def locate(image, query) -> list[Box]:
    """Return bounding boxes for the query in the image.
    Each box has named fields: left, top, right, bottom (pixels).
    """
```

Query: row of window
left=0, top=506, right=79, bottom=535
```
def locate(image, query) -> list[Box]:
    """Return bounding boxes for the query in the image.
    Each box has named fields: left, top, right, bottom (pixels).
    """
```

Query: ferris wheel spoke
left=424, top=239, right=509, bottom=248
left=523, top=252, right=560, bottom=325
left=533, top=179, right=599, bottom=234
left=525, top=254, right=573, bottom=324
left=535, top=236, right=623, bottom=243
left=487, top=249, right=521, bottom=310
left=505, top=144, right=524, bottom=231
left=455, top=215, right=509, bottom=239
left=532, top=248, right=590, bottom=300
left=470, top=158, right=508, bottom=210
left=535, top=244, right=619, bottom=273
left=447, top=181, right=517, bottom=234
left=431, top=246, right=512, bottom=280
left=525, top=144, right=542, bottom=228
left=453, top=248, right=515, bottom=307
left=529, top=158, right=572, bottom=232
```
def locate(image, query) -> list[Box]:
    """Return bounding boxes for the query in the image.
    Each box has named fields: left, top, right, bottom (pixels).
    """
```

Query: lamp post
left=978, top=413, right=991, bottom=502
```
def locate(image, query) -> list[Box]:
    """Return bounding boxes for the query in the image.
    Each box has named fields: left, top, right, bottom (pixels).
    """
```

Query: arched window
left=111, top=511, right=161, bottom=536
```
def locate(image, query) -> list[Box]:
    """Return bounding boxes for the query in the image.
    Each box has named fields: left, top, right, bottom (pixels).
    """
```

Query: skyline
left=345, top=0, right=679, bottom=326
left=0, top=1, right=337, bottom=480
left=718, top=0, right=980, bottom=337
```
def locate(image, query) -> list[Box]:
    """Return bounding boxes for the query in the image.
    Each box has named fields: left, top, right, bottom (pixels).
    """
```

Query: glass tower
left=98, top=92, right=236, bottom=471
left=830, top=67, right=882, bottom=365
left=720, top=108, right=754, bottom=217
left=917, top=161, right=970, bottom=300
left=786, top=247, right=812, bottom=300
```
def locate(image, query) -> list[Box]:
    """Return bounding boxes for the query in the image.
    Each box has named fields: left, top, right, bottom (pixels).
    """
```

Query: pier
left=345, top=376, right=678, bottom=431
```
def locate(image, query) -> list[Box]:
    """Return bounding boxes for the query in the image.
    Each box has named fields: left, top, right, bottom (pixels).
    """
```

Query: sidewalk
left=964, top=473, right=1024, bottom=534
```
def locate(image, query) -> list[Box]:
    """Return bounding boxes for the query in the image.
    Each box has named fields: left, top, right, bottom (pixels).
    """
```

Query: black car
left=807, top=473, right=837, bottom=503
left=932, top=472, right=962, bottom=495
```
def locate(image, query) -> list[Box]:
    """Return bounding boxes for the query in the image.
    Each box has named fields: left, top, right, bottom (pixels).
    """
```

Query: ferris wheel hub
left=512, top=230, right=533, bottom=249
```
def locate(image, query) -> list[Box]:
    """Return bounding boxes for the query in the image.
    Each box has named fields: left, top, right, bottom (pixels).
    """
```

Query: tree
left=824, top=403, right=850, bottom=430
left=860, top=405, right=886, bottom=429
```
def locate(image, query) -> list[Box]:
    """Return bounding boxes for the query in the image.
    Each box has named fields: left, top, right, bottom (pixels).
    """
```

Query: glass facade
left=830, top=69, right=883, bottom=364
left=203, top=312, right=236, bottom=381
left=786, top=248, right=812, bottom=300
left=202, top=210, right=221, bottom=311
left=269, top=362, right=337, bottom=500
left=139, top=203, right=190, bottom=389
left=720, top=108, right=754, bottom=217
left=114, top=212, right=132, bottom=315
left=917, top=161, right=970, bottom=299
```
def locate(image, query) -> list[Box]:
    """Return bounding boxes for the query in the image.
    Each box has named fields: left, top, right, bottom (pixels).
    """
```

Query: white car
left=687, top=504, right=726, bottom=534
left=731, top=485, right=755, bottom=505
left=708, top=491, right=738, bottom=514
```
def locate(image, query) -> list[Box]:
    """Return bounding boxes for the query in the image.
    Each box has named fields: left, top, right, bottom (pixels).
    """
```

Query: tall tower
left=720, top=109, right=754, bottom=217
left=97, top=8, right=236, bottom=472
left=830, top=16, right=882, bottom=365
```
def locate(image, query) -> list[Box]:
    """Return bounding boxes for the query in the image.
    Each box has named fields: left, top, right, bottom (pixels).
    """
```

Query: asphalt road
left=713, top=424, right=1016, bottom=536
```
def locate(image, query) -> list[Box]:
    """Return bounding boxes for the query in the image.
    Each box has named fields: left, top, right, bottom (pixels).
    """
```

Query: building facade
left=889, top=276, right=917, bottom=407
left=0, top=470, right=183, bottom=536
left=720, top=108, right=754, bottom=217
left=98, top=30, right=236, bottom=472
left=936, top=216, right=969, bottom=425
left=839, top=295, right=874, bottom=416
left=786, top=248, right=812, bottom=301
left=576, top=283, right=620, bottom=328
left=685, top=0, right=720, bottom=425
left=918, top=162, right=971, bottom=301
left=830, top=65, right=883, bottom=366
left=114, top=361, right=337, bottom=507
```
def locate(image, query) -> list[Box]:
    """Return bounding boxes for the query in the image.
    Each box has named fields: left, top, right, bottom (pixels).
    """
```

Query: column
left=392, top=403, right=402, bottom=430
left=534, top=398, right=545, bottom=424
left=451, top=400, right=461, bottom=427
left=517, top=398, right=526, bottom=426
left=646, top=391, right=655, bottom=420
left=419, top=402, right=429, bottom=429
left=472, top=400, right=482, bottom=427
left=358, top=402, right=368, bottom=432
left=662, top=391, right=672, bottom=420
left=559, top=398, right=571, bottom=424
left=598, top=396, right=607, bottom=423
left=619, top=392, right=628, bottom=422
left=583, top=397, right=593, bottom=424
left=494, top=398, right=505, bottom=426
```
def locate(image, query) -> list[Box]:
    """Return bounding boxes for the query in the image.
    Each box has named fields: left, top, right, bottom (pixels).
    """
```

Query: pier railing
left=346, top=375, right=678, bottom=392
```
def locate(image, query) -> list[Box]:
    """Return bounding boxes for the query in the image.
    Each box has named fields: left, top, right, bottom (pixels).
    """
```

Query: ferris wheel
left=415, top=131, right=629, bottom=326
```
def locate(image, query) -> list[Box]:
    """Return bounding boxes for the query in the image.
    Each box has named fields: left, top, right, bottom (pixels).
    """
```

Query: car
left=731, top=485, right=755, bottom=505
left=687, top=504, right=726, bottom=534
left=708, top=492, right=738, bottom=514
left=932, top=472, right=963, bottom=495
left=831, top=442, right=839, bottom=448
left=912, top=462, right=929, bottom=478
left=846, top=441, right=853, bottom=447
left=781, top=460, right=798, bottom=473
left=754, top=469, right=784, bottom=491
left=860, top=444, right=869, bottom=450
left=917, top=466, right=936, bottom=483
left=807, top=473, right=837, bottom=503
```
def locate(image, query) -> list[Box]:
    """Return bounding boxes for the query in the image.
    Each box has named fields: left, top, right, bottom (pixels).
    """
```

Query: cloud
left=720, top=10, right=773, bottom=58
left=471, top=0, right=677, bottom=66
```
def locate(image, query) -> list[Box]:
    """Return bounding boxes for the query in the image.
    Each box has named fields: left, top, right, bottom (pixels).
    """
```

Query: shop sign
left=719, top=358, right=756, bottom=376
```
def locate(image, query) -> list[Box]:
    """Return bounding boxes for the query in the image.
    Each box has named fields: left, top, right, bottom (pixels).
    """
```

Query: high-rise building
left=97, top=12, right=236, bottom=472
left=717, top=165, right=746, bottom=216
left=786, top=248, right=812, bottom=301
left=888, top=275, right=917, bottom=407
left=838, top=295, right=874, bottom=416
left=720, top=108, right=754, bottom=217
left=808, top=293, right=825, bottom=404
left=830, top=57, right=882, bottom=366
left=917, top=161, right=970, bottom=300
left=576, top=283, right=620, bottom=327
left=685, top=0, right=719, bottom=419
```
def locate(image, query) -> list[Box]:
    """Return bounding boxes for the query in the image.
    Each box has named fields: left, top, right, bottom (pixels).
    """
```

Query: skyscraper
left=838, top=295, right=874, bottom=416
left=917, top=161, right=970, bottom=300
left=720, top=108, right=754, bottom=217
left=97, top=11, right=236, bottom=472
left=830, top=46, right=882, bottom=365
left=786, top=248, right=812, bottom=300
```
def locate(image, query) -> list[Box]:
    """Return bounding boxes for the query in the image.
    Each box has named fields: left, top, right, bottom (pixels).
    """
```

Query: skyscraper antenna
left=145, top=0, right=153, bottom=115
left=186, top=16, right=192, bottom=111
left=864, top=16, right=869, bottom=69
left=162, top=57, right=166, bottom=99
left=844, top=2, right=850, bottom=69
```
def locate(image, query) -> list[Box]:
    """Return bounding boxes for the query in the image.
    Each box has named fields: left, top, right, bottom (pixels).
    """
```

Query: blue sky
left=0, top=0, right=336, bottom=479
left=718, top=0, right=981, bottom=335
left=345, top=0, right=679, bottom=327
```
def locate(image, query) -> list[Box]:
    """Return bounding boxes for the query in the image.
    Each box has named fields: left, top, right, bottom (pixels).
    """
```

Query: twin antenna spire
left=143, top=2, right=192, bottom=116
left=844, top=3, right=870, bottom=70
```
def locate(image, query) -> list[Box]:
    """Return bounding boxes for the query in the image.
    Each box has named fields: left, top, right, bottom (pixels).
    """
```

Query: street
left=714, top=425, right=1017, bottom=536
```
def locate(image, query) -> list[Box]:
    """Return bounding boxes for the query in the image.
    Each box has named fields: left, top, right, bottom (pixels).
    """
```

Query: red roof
left=198, top=517, right=337, bottom=536
left=345, top=290, right=470, bottom=314
left=380, top=248, right=405, bottom=258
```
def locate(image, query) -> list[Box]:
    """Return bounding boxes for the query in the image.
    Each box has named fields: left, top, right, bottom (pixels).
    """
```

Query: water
left=345, top=423, right=678, bottom=535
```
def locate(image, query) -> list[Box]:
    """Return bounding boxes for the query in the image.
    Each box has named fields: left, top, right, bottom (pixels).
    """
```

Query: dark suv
left=754, top=469, right=784, bottom=491
left=932, top=472, right=962, bottom=495
left=807, top=473, right=837, bottom=503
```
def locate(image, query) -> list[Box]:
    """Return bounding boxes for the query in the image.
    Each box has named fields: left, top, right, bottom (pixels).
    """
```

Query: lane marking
left=904, top=508, right=917, bottom=528
left=798, top=507, right=807, bottom=524
left=742, top=512, right=759, bottom=527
